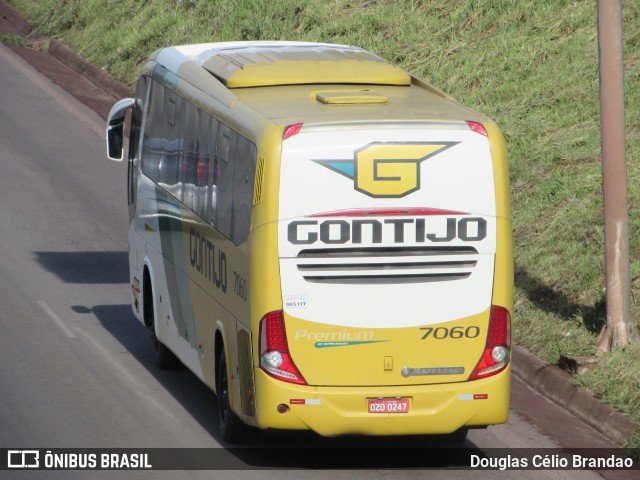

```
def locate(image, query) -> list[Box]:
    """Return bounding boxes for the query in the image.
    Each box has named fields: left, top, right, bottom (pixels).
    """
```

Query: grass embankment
left=6, top=0, right=640, bottom=445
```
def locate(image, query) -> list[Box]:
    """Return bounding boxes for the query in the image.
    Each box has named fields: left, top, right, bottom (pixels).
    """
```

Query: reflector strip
left=290, top=399, right=321, bottom=405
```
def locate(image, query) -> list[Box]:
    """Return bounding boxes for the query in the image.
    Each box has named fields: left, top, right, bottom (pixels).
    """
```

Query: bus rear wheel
left=143, top=277, right=179, bottom=370
left=217, top=348, right=250, bottom=444
left=152, top=332, right=180, bottom=370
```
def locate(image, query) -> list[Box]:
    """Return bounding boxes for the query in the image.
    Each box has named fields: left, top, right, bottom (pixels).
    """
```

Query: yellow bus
left=106, top=41, right=513, bottom=443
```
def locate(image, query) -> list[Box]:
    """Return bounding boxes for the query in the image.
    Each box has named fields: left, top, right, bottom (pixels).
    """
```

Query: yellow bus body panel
left=253, top=367, right=510, bottom=436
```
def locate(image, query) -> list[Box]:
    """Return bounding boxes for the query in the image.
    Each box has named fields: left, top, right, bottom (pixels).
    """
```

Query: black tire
left=440, top=427, right=469, bottom=445
left=217, top=349, right=250, bottom=444
left=152, top=331, right=180, bottom=370
left=144, top=280, right=179, bottom=370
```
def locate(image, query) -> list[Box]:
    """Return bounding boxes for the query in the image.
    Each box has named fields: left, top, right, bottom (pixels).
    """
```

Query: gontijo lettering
left=288, top=217, right=487, bottom=245
left=189, top=227, right=227, bottom=293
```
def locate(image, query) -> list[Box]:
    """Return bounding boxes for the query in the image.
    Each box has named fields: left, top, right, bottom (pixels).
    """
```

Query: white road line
left=38, top=299, right=179, bottom=422
left=72, top=326, right=180, bottom=424
left=38, top=300, right=77, bottom=339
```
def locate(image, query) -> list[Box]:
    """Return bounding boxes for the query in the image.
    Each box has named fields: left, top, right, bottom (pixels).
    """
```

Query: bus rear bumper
left=252, top=367, right=510, bottom=436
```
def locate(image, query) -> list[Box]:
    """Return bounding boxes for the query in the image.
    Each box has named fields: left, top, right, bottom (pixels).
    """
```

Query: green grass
left=0, top=33, right=26, bottom=46
left=7, top=0, right=640, bottom=445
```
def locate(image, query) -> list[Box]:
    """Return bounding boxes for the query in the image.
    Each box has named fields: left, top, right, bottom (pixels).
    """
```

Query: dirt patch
left=0, top=2, right=130, bottom=120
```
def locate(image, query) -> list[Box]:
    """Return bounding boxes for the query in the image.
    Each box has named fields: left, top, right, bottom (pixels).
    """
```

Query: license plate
left=367, top=397, right=410, bottom=413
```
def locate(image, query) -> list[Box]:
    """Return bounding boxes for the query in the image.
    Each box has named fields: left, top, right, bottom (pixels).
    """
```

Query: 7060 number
left=233, top=272, right=248, bottom=301
left=420, top=325, right=480, bottom=340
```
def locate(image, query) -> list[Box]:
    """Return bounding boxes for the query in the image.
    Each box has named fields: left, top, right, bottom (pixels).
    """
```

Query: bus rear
left=254, top=120, right=512, bottom=437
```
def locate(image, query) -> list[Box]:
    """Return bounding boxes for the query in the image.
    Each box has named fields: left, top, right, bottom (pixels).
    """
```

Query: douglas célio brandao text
left=470, top=453, right=636, bottom=470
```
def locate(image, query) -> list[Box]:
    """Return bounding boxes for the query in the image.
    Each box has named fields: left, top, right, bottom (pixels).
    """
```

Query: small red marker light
left=283, top=123, right=303, bottom=139
left=467, top=121, right=488, bottom=137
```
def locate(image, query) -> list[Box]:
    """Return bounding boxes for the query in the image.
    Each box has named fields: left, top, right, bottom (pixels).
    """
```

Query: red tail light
left=259, top=310, right=307, bottom=385
left=468, top=306, right=511, bottom=381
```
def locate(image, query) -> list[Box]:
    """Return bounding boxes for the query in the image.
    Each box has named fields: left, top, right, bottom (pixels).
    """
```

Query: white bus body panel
left=278, top=126, right=496, bottom=329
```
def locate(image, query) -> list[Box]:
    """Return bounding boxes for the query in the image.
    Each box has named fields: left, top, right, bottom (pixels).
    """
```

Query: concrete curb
left=512, top=345, right=637, bottom=446
left=47, top=39, right=133, bottom=100
left=2, top=0, right=637, bottom=450
left=0, top=2, right=133, bottom=100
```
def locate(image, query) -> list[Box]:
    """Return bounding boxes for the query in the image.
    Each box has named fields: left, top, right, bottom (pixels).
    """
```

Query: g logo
left=314, top=142, right=458, bottom=198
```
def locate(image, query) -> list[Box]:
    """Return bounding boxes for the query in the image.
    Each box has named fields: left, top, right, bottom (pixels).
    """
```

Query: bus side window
left=141, top=81, right=163, bottom=183
left=213, top=125, right=235, bottom=238
left=232, top=137, right=257, bottom=244
left=128, top=76, right=147, bottom=210
left=159, top=89, right=183, bottom=197
left=129, top=76, right=147, bottom=162
left=205, top=115, right=219, bottom=224
left=181, top=102, right=199, bottom=211
left=194, top=111, right=213, bottom=221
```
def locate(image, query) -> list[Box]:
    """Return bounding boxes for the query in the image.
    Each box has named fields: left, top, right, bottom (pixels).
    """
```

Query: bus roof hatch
left=199, top=43, right=411, bottom=88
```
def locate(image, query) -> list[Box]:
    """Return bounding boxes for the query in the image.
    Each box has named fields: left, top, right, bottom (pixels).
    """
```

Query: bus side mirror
left=106, top=98, right=135, bottom=161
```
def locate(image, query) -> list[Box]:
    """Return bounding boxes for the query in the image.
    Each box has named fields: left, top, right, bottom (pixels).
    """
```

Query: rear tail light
left=468, top=305, right=511, bottom=381
left=259, top=310, right=307, bottom=385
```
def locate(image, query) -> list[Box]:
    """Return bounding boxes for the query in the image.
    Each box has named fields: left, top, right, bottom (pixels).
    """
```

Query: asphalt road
left=0, top=40, right=629, bottom=480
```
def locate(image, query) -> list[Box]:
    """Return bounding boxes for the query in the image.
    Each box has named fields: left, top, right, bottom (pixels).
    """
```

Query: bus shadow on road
left=75, top=303, right=222, bottom=440
left=34, top=251, right=129, bottom=284
left=226, top=432, right=482, bottom=469
left=151, top=444, right=482, bottom=470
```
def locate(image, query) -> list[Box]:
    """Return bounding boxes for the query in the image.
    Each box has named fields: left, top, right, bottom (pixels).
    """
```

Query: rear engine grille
left=296, top=247, right=478, bottom=284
